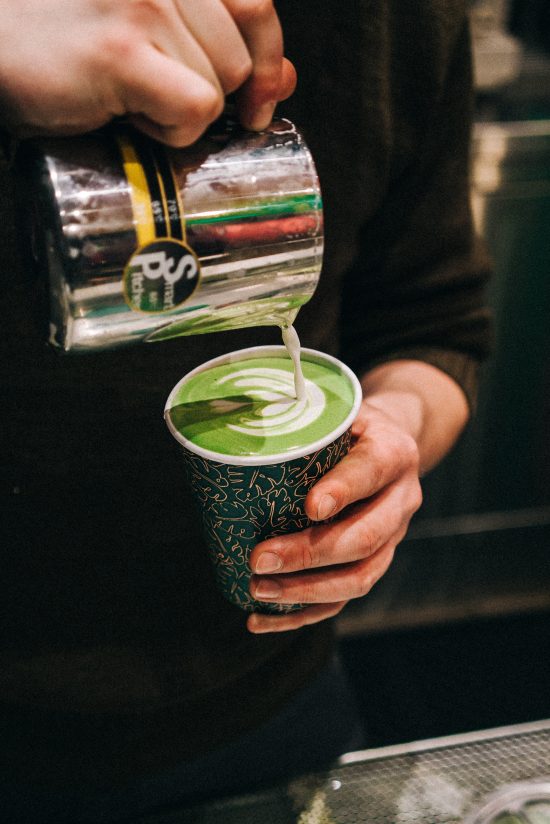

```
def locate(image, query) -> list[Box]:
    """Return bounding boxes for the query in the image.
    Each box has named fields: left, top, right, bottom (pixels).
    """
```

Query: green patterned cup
left=164, top=345, right=362, bottom=613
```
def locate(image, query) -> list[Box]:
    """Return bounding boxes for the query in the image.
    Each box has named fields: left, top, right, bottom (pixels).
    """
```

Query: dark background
left=337, top=0, right=550, bottom=748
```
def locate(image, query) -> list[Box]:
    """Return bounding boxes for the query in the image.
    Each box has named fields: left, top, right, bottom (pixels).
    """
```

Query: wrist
left=361, top=388, right=425, bottom=444
left=360, top=359, right=469, bottom=474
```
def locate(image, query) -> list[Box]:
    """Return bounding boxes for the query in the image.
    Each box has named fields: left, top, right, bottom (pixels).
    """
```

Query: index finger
left=222, top=0, right=288, bottom=129
left=119, top=45, right=223, bottom=146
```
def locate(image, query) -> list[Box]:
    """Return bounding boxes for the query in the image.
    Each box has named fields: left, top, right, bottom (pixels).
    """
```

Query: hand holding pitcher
left=0, top=0, right=295, bottom=145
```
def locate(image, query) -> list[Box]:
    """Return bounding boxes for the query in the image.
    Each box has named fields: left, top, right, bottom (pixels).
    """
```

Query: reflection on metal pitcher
left=27, top=117, right=324, bottom=352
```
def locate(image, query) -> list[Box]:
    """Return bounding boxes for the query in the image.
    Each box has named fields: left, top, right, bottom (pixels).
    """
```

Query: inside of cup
left=164, top=345, right=362, bottom=466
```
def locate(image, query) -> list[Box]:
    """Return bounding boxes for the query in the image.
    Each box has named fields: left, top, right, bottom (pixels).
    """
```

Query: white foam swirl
left=217, top=366, right=325, bottom=437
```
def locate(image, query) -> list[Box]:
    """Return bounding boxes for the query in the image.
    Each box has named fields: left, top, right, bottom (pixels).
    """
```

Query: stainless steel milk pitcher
left=28, top=117, right=323, bottom=352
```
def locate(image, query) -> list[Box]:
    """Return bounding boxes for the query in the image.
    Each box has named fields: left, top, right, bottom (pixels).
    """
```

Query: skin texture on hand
left=0, top=0, right=296, bottom=145
left=247, top=360, right=470, bottom=634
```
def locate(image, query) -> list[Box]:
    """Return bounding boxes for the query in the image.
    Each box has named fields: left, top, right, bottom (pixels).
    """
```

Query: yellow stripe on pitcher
left=116, top=134, right=156, bottom=247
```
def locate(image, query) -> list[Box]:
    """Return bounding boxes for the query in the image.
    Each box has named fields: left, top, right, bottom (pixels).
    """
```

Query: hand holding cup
left=165, top=345, right=362, bottom=614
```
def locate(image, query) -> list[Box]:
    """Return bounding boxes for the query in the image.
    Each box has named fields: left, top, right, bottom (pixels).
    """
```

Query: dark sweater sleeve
left=340, top=12, right=493, bottom=411
left=0, top=127, right=18, bottom=170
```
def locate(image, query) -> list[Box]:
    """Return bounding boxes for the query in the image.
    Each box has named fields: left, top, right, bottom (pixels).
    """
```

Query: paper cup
left=164, top=346, right=362, bottom=613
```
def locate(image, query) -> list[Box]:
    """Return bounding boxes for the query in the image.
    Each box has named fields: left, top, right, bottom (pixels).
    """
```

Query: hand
left=247, top=360, right=470, bottom=633
left=247, top=400, right=423, bottom=632
left=0, top=0, right=296, bottom=146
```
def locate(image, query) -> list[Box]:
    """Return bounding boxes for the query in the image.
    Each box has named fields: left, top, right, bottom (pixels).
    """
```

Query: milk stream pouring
left=26, top=117, right=323, bottom=352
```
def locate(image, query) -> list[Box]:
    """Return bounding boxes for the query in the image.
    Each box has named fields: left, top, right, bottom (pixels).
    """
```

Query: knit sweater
left=0, top=0, right=491, bottom=793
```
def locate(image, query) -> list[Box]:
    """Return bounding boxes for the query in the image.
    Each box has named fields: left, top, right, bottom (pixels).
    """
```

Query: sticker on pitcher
left=123, top=239, right=201, bottom=313
left=117, top=130, right=202, bottom=313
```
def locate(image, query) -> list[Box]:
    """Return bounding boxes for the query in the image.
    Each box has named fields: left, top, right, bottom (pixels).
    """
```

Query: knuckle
left=184, top=86, right=224, bottom=127
left=126, top=0, right=169, bottom=27
left=371, top=431, right=420, bottom=484
left=363, top=445, right=386, bottom=489
left=292, top=611, right=308, bottom=630
left=223, top=57, right=253, bottom=93
left=301, top=580, right=321, bottom=604
left=300, top=538, right=321, bottom=570
left=379, top=436, right=404, bottom=469
left=357, top=522, right=382, bottom=557
left=411, top=480, right=423, bottom=513
left=327, top=601, right=347, bottom=619
left=100, top=29, right=139, bottom=67
left=231, top=0, right=275, bottom=25
left=379, top=544, right=397, bottom=577
left=204, top=87, right=225, bottom=122
left=156, top=121, right=204, bottom=148
left=402, top=433, right=421, bottom=470
left=247, top=69, right=281, bottom=100
left=301, top=603, right=343, bottom=627
left=401, top=475, right=423, bottom=521
left=356, top=570, right=375, bottom=599
left=158, top=127, right=194, bottom=148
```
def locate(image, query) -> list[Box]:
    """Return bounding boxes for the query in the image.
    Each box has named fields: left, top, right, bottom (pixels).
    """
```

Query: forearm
left=360, top=359, right=470, bottom=476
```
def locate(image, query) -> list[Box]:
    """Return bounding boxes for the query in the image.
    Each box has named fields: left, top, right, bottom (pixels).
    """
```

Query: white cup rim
left=164, top=345, right=362, bottom=466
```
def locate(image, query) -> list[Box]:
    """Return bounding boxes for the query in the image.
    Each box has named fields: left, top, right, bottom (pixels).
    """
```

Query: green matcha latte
left=165, top=346, right=359, bottom=462
left=164, top=346, right=361, bottom=612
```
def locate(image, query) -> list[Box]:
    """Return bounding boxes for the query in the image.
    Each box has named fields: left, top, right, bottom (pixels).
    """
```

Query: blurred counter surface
left=133, top=718, right=550, bottom=823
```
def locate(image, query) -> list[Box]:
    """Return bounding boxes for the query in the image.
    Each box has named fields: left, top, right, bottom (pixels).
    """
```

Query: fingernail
left=254, top=578, right=282, bottom=599
left=317, top=494, right=337, bottom=521
left=248, top=101, right=275, bottom=131
left=255, top=552, right=283, bottom=574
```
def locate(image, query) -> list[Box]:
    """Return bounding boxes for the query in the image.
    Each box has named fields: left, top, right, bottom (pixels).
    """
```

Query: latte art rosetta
left=215, top=367, right=325, bottom=438
left=166, top=353, right=355, bottom=458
